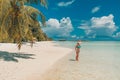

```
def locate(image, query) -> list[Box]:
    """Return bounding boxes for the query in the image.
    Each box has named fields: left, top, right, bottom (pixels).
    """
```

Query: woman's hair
left=77, top=40, right=81, bottom=44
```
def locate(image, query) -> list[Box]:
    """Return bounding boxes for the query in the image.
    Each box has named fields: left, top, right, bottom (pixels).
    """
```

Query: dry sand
left=0, top=41, right=72, bottom=80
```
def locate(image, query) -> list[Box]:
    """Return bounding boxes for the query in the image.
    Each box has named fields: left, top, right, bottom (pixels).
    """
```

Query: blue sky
left=33, top=0, right=120, bottom=40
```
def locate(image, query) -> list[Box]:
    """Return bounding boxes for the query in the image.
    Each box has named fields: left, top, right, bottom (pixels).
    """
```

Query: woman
left=75, top=41, right=81, bottom=61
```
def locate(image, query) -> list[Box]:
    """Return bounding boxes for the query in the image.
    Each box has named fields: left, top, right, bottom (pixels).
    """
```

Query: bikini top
left=77, top=45, right=81, bottom=48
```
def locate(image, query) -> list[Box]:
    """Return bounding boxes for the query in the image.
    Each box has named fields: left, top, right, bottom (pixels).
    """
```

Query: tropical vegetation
left=0, top=0, right=49, bottom=49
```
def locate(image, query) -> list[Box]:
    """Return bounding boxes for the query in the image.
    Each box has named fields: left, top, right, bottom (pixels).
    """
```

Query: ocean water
left=57, top=41, right=120, bottom=49
left=42, top=41, right=120, bottom=80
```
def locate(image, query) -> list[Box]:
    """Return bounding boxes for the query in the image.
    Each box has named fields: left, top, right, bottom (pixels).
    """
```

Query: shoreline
left=39, top=51, right=75, bottom=80
left=1, top=41, right=120, bottom=80
left=38, top=41, right=120, bottom=80
left=0, top=41, right=73, bottom=80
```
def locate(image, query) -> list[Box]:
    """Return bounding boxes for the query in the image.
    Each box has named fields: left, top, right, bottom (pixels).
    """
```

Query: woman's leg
left=76, top=50, right=80, bottom=61
left=76, top=52, right=79, bottom=61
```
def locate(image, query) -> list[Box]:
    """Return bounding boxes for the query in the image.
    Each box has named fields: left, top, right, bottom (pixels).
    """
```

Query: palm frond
left=24, top=6, right=46, bottom=26
left=17, top=0, right=47, bottom=7
left=0, top=0, right=49, bottom=50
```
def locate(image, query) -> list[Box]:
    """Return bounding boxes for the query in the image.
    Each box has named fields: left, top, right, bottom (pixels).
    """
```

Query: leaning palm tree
left=0, top=0, right=49, bottom=49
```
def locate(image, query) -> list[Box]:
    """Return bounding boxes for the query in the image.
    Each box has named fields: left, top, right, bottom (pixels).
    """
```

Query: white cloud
left=113, top=32, right=120, bottom=39
left=46, top=19, right=60, bottom=28
left=57, top=0, right=75, bottom=7
left=42, top=17, right=73, bottom=38
left=78, top=20, right=90, bottom=29
left=116, top=32, right=120, bottom=37
left=91, top=6, right=100, bottom=13
left=71, top=35, right=84, bottom=40
left=90, top=14, right=116, bottom=36
left=78, top=14, right=117, bottom=38
left=71, top=35, right=77, bottom=38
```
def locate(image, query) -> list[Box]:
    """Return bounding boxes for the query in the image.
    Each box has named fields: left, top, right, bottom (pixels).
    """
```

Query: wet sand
left=40, top=45, right=120, bottom=80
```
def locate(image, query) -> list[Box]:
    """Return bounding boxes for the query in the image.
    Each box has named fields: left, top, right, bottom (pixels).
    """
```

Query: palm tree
left=0, top=0, right=48, bottom=49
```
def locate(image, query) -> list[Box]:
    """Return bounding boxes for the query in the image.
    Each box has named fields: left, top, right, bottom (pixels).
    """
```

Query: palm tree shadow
left=0, top=51, right=35, bottom=62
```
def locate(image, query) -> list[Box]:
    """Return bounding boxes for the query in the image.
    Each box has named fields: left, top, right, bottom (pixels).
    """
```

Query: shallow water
left=42, top=41, right=120, bottom=80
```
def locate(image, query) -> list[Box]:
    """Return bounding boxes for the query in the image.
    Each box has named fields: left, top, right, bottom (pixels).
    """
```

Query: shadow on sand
left=69, top=59, right=76, bottom=61
left=0, top=51, right=35, bottom=62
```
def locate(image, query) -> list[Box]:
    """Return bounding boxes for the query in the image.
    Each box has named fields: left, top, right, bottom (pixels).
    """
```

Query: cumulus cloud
left=78, top=14, right=117, bottom=38
left=91, top=6, right=100, bottom=13
left=42, top=17, right=73, bottom=38
left=57, top=0, right=75, bottom=7
left=46, top=19, right=60, bottom=28
left=115, top=32, right=120, bottom=37
left=113, top=32, right=120, bottom=39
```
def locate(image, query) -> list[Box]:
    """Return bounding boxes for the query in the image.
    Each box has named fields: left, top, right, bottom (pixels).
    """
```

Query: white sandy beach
left=0, top=41, right=72, bottom=80
left=40, top=41, right=120, bottom=80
